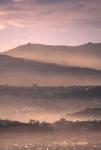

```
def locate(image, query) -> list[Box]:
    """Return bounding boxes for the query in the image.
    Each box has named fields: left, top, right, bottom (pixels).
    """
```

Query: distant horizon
left=0, top=41, right=101, bottom=52
left=0, top=106, right=101, bottom=123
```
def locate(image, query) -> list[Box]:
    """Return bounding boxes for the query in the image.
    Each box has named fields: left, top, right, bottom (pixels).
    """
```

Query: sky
left=0, top=0, right=101, bottom=51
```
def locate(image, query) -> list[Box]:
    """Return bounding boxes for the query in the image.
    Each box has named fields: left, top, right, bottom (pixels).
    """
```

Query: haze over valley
left=4, top=42, right=101, bottom=70
left=0, top=43, right=101, bottom=122
left=0, top=43, right=101, bottom=86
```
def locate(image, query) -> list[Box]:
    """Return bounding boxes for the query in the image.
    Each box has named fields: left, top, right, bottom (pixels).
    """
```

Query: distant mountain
left=0, top=55, right=101, bottom=86
left=66, top=108, right=101, bottom=121
left=0, top=119, right=22, bottom=126
left=4, top=42, right=101, bottom=70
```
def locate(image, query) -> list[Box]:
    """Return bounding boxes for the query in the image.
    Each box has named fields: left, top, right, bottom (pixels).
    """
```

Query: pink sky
left=0, top=0, right=101, bottom=51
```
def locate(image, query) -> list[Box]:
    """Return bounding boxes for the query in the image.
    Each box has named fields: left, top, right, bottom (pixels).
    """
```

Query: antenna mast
left=57, top=24, right=60, bottom=46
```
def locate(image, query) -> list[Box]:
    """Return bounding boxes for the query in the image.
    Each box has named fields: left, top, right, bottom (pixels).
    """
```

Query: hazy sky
left=0, top=0, right=101, bottom=51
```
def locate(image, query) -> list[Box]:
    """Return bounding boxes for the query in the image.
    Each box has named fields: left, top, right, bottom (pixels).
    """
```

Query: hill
left=0, top=55, right=101, bottom=86
left=4, top=42, right=101, bottom=70
left=66, top=108, right=101, bottom=121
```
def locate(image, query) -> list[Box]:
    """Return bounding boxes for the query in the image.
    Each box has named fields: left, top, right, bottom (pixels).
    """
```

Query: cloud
left=0, top=0, right=100, bottom=29
left=0, top=24, right=6, bottom=30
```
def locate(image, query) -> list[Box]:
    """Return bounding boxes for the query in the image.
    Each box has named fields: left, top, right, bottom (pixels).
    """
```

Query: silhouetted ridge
left=66, top=108, right=101, bottom=121
left=0, top=54, right=101, bottom=86
left=3, top=42, right=101, bottom=70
